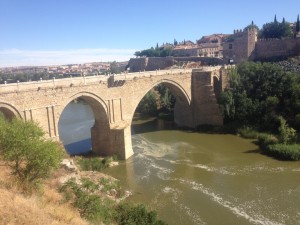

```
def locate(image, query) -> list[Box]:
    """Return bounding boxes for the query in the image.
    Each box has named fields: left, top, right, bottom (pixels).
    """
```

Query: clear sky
left=0, top=0, right=299, bottom=67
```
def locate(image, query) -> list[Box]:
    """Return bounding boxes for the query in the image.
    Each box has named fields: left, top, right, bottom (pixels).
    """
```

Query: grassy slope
left=0, top=161, right=89, bottom=225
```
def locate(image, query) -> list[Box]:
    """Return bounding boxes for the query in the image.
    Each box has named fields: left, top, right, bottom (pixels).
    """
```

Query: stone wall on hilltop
left=253, top=38, right=300, bottom=61
left=128, top=57, right=224, bottom=72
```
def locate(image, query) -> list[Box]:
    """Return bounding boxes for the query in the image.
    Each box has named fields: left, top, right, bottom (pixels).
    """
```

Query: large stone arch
left=131, top=79, right=193, bottom=127
left=0, top=102, right=22, bottom=120
left=58, top=92, right=111, bottom=156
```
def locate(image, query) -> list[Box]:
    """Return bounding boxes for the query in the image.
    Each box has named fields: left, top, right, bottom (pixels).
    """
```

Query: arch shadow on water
left=131, top=116, right=181, bottom=135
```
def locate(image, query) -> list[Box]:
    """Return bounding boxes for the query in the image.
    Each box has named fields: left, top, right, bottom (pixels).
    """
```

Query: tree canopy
left=0, top=114, right=64, bottom=188
left=244, top=21, right=259, bottom=31
left=219, top=62, right=300, bottom=131
left=134, top=47, right=173, bottom=58
left=260, top=16, right=293, bottom=39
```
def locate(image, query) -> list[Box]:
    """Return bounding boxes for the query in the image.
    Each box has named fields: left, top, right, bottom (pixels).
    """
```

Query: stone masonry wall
left=174, top=57, right=224, bottom=65
left=128, top=58, right=148, bottom=72
left=128, top=56, right=224, bottom=72
left=128, top=57, right=174, bottom=72
left=145, top=57, right=174, bottom=71
left=253, top=38, right=300, bottom=61
left=172, top=48, right=199, bottom=57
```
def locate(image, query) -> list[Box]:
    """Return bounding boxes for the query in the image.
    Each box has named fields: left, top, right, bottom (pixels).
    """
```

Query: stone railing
left=0, top=69, right=194, bottom=93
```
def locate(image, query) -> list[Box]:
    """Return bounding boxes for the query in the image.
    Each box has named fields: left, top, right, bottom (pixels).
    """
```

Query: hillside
left=0, top=160, right=89, bottom=225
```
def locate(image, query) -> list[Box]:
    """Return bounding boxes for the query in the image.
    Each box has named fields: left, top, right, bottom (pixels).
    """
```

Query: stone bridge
left=0, top=66, right=229, bottom=159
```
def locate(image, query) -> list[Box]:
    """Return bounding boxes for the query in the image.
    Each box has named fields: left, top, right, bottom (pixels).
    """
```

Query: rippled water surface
left=59, top=102, right=300, bottom=225
left=106, top=118, right=300, bottom=225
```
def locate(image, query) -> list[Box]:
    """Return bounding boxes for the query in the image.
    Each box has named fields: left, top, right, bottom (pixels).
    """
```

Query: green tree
left=274, top=14, right=278, bottom=23
left=0, top=115, right=63, bottom=188
left=260, top=17, right=293, bottom=39
left=174, top=39, right=178, bottom=46
left=244, top=21, right=259, bottom=31
left=157, top=85, right=175, bottom=113
left=110, top=61, right=121, bottom=74
left=136, top=90, right=158, bottom=115
left=219, top=62, right=300, bottom=130
left=296, top=15, right=300, bottom=33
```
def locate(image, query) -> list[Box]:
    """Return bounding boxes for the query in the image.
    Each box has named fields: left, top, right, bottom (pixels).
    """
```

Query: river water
left=59, top=102, right=300, bottom=225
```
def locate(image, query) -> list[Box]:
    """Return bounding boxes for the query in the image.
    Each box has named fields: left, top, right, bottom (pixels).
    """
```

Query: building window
left=229, top=44, right=233, bottom=49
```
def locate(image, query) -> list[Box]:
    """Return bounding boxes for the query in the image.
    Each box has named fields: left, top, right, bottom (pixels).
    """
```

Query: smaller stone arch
left=0, top=102, right=22, bottom=120
left=58, top=92, right=111, bottom=156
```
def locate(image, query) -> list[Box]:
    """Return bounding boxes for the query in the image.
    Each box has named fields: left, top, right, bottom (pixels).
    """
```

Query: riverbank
left=0, top=156, right=167, bottom=225
left=237, top=127, right=300, bottom=161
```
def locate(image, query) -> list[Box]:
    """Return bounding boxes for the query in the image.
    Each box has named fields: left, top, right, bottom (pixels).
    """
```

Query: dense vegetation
left=260, top=15, right=293, bottom=39
left=136, top=85, right=175, bottom=116
left=220, top=62, right=300, bottom=130
left=0, top=114, right=64, bottom=190
left=134, top=46, right=173, bottom=58
left=77, top=156, right=114, bottom=171
left=219, top=61, right=300, bottom=160
left=59, top=177, right=167, bottom=225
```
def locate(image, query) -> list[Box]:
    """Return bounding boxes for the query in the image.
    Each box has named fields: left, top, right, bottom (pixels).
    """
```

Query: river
left=59, top=102, right=300, bottom=225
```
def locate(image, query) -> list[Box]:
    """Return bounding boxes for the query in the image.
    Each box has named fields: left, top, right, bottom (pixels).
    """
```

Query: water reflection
left=58, top=101, right=94, bottom=155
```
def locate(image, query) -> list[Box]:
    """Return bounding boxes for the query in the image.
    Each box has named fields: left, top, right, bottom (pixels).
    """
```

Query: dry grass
left=0, top=161, right=89, bottom=225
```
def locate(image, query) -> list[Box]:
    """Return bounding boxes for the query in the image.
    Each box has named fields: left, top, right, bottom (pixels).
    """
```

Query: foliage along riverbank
left=218, top=61, right=300, bottom=160
left=0, top=114, right=168, bottom=225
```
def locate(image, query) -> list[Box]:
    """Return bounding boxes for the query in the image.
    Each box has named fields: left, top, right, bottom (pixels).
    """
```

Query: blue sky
left=0, top=0, right=299, bottom=67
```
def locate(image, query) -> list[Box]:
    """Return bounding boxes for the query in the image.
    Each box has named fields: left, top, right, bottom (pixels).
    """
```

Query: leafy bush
left=77, top=157, right=112, bottom=171
left=238, top=127, right=259, bottom=139
left=264, top=144, right=300, bottom=160
left=59, top=178, right=167, bottom=224
left=59, top=178, right=114, bottom=223
left=114, top=203, right=167, bottom=225
left=0, top=114, right=63, bottom=189
left=257, top=133, right=278, bottom=149
left=278, top=116, right=297, bottom=144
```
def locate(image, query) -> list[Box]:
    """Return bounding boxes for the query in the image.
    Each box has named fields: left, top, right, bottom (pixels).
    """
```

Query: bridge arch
left=212, top=72, right=221, bottom=100
left=0, top=102, right=22, bottom=120
left=130, top=79, right=193, bottom=127
left=58, top=92, right=111, bottom=156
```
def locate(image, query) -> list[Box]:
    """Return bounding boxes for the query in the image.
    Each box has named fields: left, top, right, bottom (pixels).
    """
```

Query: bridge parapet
left=0, top=69, right=194, bottom=93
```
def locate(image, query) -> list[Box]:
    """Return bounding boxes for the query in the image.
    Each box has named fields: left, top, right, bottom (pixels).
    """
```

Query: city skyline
left=0, top=0, right=299, bottom=67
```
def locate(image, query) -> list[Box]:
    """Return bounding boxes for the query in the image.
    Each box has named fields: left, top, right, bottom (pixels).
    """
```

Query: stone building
left=222, top=28, right=258, bottom=64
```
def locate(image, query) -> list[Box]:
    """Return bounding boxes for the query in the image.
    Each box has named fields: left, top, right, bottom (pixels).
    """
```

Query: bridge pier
left=191, top=70, right=223, bottom=126
left=91, top=121, right=133, bottom=160
left=110, top=126, right=133, bottom=160
left=91, top=121, right=111, bottom=156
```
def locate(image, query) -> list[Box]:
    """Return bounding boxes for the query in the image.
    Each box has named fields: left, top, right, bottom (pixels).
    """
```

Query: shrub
left=257, top=133, right=278, bottom=150
left=0, top=115, right=63, bottom=189
left=59, top=178, right=114, bottom=223
left=77, top=157, right=112, bottom=172
left=60, top=178, right=167, bottom=224
left=238, top=127, right=258, bottom=139
left=114, top=203, right=167, bottom=225
left=264, top=144, right=300, bottom=161
left=278, top=116, right=297, bottom=144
